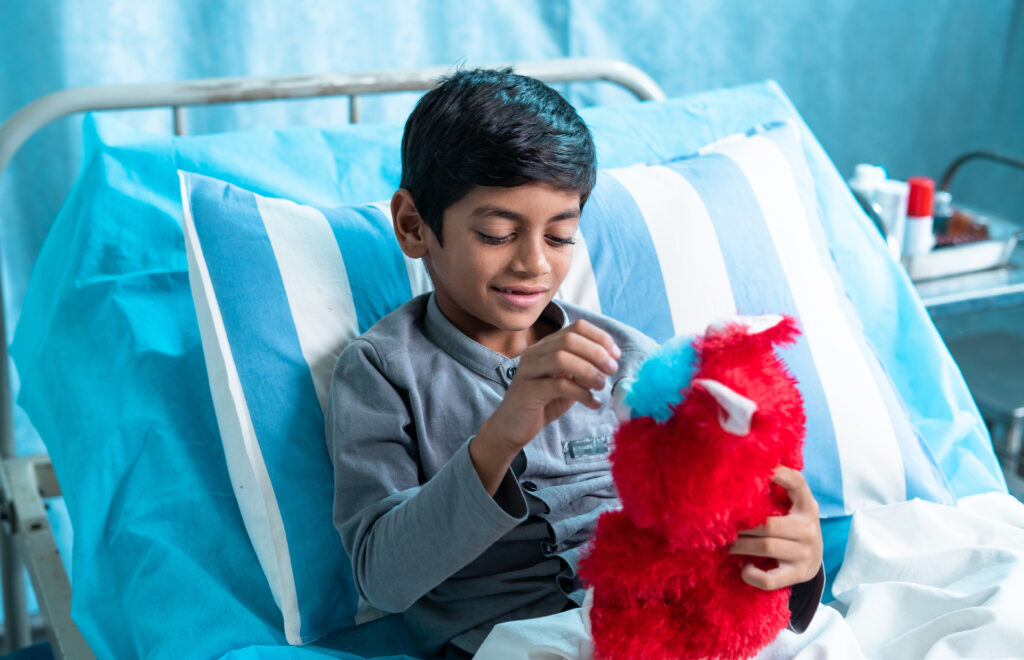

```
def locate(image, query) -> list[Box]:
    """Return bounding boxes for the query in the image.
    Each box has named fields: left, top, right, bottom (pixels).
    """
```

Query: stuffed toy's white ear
left=707, top=314, right=785, bottom=336
left=692, top=378, right=758, bottom=435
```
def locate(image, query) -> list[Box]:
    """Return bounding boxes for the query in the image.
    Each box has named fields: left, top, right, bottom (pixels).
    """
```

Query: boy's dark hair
left=400, top=67, right=597, bottom=243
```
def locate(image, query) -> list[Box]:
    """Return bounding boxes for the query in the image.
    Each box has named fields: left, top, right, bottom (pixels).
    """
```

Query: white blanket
left=475, top=492, right=1024, bottom=659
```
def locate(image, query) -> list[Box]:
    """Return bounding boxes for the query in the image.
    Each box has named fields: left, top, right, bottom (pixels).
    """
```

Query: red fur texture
left=580, top=316, right=806, bottom=659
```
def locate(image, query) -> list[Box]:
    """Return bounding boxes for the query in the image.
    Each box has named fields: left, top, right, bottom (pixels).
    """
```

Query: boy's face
left=419, top=182, right=581, bottom=354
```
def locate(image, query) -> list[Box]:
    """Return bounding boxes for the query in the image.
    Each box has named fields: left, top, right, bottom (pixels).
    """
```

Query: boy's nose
left=512, top=237, right=550, bottom=275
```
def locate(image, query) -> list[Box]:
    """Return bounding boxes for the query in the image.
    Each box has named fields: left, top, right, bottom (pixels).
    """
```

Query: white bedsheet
left=475, top=492, right=1024, bottom=659
left=831, top=491, right=1024, bottom=659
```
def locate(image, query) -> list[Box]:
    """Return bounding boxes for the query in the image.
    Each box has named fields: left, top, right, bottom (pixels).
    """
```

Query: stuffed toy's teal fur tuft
left=623, top=334, right=698, bottom=422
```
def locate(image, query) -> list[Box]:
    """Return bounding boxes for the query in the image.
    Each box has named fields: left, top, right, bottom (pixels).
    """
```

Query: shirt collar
left=423, top=292, right=568, bottom=385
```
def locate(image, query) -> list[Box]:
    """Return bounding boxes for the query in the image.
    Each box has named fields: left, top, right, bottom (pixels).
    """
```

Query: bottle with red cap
left=903, top=176, right=935, bottom=257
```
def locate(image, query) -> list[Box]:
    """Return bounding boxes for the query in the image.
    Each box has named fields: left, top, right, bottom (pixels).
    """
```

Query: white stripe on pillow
left=257, top=195, right=360, bottom=416
left=606, top=164, right=737, bottom=336
left=714, top=134, right=906, bottom=507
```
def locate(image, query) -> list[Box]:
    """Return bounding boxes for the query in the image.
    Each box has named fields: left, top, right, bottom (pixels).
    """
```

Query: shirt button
left=521, top=481, right=537, bottom=492
left=557, top=576, right=576, bottom=594
left=506, top=366, right=517, bottom=379
left=541, top=541, right=556, bottom=555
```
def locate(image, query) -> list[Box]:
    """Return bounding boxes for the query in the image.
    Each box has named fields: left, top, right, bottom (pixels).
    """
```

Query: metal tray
left=906, top=232, right=1020, bottom=282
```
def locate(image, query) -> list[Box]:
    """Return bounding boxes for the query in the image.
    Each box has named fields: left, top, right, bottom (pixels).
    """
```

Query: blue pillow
left=179, top=120, right=955, bottom=645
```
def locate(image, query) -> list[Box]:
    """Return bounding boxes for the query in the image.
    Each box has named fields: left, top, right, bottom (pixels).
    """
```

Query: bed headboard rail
left=0, top=58, right=665, bottom=181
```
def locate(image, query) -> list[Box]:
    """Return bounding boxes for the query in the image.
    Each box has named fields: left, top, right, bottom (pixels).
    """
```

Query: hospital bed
left=0, top=58, right=1019, bottom=660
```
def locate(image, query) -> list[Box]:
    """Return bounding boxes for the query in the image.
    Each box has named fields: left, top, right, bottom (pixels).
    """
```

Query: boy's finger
left=770, top=465, right=804, bottom=490
left=564, top=332, right=619, bottom=376
left=564, top=319, right=621, bottom=361
left=532, top=331, right=619, bottom=377
left=736, top=513, right=813, bottom=543
left=739, top=562, right=799, bottom=592
left=771, top=466, right=818, bottom=514
left=736, top=514, right=789, bottom=538
left=518, top=350, right=608, bottom=391
left=728, top=536, right=804, bottom=561
left=540, top=375, right=601, bottom=410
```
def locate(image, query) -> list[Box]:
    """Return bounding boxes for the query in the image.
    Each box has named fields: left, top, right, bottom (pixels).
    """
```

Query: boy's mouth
left=491, top=286, right=548, bottom=308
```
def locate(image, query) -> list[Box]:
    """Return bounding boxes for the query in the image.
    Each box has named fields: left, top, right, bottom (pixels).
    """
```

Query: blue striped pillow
left=180, top=120, right=953, bottom=645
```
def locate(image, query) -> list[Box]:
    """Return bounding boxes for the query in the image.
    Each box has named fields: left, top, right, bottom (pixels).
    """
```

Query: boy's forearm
left=344, top=439, right=527, bottom=612
left=468, top=418, right=522, bottom=495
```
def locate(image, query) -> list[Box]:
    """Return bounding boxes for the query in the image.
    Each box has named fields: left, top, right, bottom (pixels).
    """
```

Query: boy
left=327, top=68, right=824, bottom=658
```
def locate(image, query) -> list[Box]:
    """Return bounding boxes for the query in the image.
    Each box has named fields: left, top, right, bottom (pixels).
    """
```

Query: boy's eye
left=547, top=235, right=576, bottom=246
left=475, top=232, right=576, bottom=246
left=477, top=232, right=514, bottom=245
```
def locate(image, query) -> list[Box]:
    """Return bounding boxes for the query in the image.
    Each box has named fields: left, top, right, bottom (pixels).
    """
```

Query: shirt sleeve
left=327, top=339, right=528, bottom=613
left=787, top=563, right=825, bottom=633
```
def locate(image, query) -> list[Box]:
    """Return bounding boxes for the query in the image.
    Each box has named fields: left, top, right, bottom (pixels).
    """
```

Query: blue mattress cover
left=11, top=80, right=1004, bottom=659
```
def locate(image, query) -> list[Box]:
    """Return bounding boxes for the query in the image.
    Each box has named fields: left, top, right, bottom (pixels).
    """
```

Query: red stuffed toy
left=579, top=314, right=806, bottom=660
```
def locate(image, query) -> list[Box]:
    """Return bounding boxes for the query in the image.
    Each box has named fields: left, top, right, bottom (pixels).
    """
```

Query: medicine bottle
left=848, top=164, right=886, bottom=205
left=903, top=177, right=935, bottom=257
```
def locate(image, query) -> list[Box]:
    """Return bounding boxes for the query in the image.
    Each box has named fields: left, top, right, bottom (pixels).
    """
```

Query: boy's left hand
left=728, top=466, right=822, bottom=590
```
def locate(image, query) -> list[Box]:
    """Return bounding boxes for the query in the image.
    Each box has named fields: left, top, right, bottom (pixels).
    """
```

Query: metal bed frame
left=0, top=58, right=665, bottom=658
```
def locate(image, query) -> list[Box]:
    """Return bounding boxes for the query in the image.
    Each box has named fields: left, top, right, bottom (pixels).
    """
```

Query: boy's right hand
left=470, top=320, right=621, bottom=495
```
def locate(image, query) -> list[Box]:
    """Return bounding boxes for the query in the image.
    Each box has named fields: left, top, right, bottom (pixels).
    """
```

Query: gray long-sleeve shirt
left=327, top=292, right=656, bottom=653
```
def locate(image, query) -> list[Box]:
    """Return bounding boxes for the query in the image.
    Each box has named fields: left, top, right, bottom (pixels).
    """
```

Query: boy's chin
left=482, top=303, right=553, bottom=334
left=490, top=310, right=544, bottom=332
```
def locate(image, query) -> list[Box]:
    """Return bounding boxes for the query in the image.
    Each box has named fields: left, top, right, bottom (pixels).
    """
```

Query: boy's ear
left=391, top=189, right=431, bottom=259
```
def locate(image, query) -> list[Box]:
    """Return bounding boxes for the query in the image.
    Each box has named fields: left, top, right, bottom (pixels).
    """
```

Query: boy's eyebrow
left=470, top=205, right=581, bottom=222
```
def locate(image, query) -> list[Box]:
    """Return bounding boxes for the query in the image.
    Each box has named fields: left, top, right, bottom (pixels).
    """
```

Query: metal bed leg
left=1, top=531, right=30, bottom=651
left=2, top=456, right=94, bottom=659
left=1, top=316, right=30, bottom=651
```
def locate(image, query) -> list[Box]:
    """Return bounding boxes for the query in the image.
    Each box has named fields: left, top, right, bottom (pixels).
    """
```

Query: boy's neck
left=483, top=315, right=560, bottom=358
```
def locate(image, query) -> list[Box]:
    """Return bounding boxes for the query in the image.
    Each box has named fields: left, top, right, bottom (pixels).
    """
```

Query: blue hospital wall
left=2, top=0, right=1022, bottom=352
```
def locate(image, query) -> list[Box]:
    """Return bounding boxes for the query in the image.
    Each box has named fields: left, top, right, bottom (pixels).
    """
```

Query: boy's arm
left=328, top=339, right=528, bottom=613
